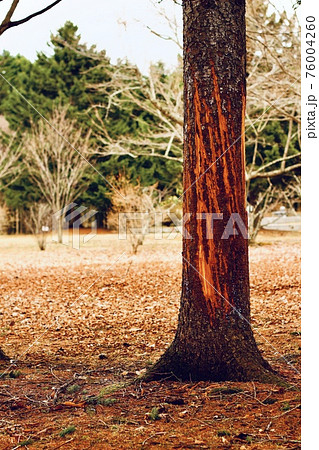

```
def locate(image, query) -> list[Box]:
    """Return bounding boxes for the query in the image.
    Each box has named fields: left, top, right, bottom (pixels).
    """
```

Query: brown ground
left=0, top=231, right=300, bottom=449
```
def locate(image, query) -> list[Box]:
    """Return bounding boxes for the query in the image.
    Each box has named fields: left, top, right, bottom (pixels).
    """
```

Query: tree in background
left=246, top=0, right=300, bottom=182
left=0, top=52, right=36, bottom=130
left=107, top=174, right=164, bottom=255
left=25, top=203, right=51, bottom=251
left=89, top=60, right=183, bottom=163
left=23, top=107, right=93, bottom=243
left=0, top=128, right=22, bottom=236
left=0, top=22, right=110, bottom=130
left=0, top=133, right=21, bottom=185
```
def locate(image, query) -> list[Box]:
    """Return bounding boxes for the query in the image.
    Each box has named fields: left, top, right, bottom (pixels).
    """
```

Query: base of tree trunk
left=144, top=346, right=282, bottom=385
left=0, top=347, right=9, bottom=361
left=144, top=303, right=284, bottom=385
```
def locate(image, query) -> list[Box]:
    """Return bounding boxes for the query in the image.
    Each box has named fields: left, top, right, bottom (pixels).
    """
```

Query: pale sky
left=0, top=0, right=299, bottom=73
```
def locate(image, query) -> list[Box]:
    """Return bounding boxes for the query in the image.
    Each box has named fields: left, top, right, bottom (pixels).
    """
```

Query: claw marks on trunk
left=198, top=243, right=231, bottom=320
left=183, top=65, right=247, bottom=323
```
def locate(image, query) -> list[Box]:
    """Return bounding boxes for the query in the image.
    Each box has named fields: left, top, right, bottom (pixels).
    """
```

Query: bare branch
left=0, top=134, right=21, bottom=187
left=25, top=203, right=51, bottom=250
left=23, top=107, right=92, bottom=213
left=0, top=0, right=63, bottom=36
left=0, top=0, right=19, bottom=35
left=249, top=163, right=301, bottom=181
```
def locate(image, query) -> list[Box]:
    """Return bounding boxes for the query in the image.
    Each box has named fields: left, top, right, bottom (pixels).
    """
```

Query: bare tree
left=247, top=183, right=277, bottom=243
left=248, top=173, right=301, bottom=243
left=0, top=134, right=21, bottom=185
left=282, top=175, right=301, bottom=213
left=245, top=0, right=300, bottom=181
left=88, top=61, right=183, bottom=162
left=0, top=0, right=63, bottom=36
left=25, top=202, right=51, bottom=250
left=23, top=108, right=92, bottom=243
left=108, top=175, right=162, bottom=254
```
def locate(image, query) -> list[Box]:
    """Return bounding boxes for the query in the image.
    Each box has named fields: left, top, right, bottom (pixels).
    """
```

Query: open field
left=0, top=232, right=300, bottom=449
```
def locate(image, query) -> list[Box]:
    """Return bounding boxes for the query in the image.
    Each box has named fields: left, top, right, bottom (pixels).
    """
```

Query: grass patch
left=67, top=384, right=81, bottom=394
left=281, top=402, right=291, bottom=411
left=85, top=396, right=117, bottom=406
left=84, top=385, right=120, bottom=407
left=211, top=387, right=243, bottom=395
left=0, top=370, right=22, bottom=379
left=99, top=383, right=125, bottom=396
left=148, top=407, right=160, bottom=421
left=18, top=439, right=34, bottom=447
left=99, top=398, right=117, bottom=406
left=59, top=425, right=76, bottom=437
left=217, top=430, right=230, bottom=437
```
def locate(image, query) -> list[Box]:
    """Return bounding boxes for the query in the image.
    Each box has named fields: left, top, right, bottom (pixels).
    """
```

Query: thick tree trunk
left=145, top=0, right=279, bottom=382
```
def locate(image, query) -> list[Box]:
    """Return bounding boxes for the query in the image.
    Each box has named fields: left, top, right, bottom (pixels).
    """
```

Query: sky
left=0, top=0, right=299, bottom=73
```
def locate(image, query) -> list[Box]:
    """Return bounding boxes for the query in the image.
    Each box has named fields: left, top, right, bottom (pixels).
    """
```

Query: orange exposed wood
left=185, top=68, right=248, bottom=322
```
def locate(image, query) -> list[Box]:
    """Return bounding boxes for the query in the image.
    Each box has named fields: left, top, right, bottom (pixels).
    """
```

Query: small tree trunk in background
left=146, top=0, right=279, bottom=382
left=37, top=230, right=47, bottom=251
left=15, top=209, right=19, bottom=235
left=57, top=215, right=63, bottom=244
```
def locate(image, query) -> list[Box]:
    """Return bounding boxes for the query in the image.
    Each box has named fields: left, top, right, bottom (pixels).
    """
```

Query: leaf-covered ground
left=0, top=232, right=300, bottom=449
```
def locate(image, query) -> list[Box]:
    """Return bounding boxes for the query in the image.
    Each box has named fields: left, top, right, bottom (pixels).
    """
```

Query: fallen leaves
left=0, top=234, right=300, bottom=448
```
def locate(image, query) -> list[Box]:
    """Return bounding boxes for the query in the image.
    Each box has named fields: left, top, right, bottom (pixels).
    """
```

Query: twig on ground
left=251, top=381, right=257, bottom=399
left=142, top=432, right=166, bottom=446
left=50, top=367, right=63, bottom=382
left=271, top=403, right=301, bottom=419
left=53, top=438, right=74, bottom=449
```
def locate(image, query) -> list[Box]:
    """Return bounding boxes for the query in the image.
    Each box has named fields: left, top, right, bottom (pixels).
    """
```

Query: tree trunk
left=145, top=0, right=279, bottom=382
left=57, top=215, right=63, bottom=244
left=15, top=209, right=19, bottom=235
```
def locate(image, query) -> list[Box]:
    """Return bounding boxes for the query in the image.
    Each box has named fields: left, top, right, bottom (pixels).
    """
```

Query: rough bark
left=145, top=0, right=280, bottom=383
